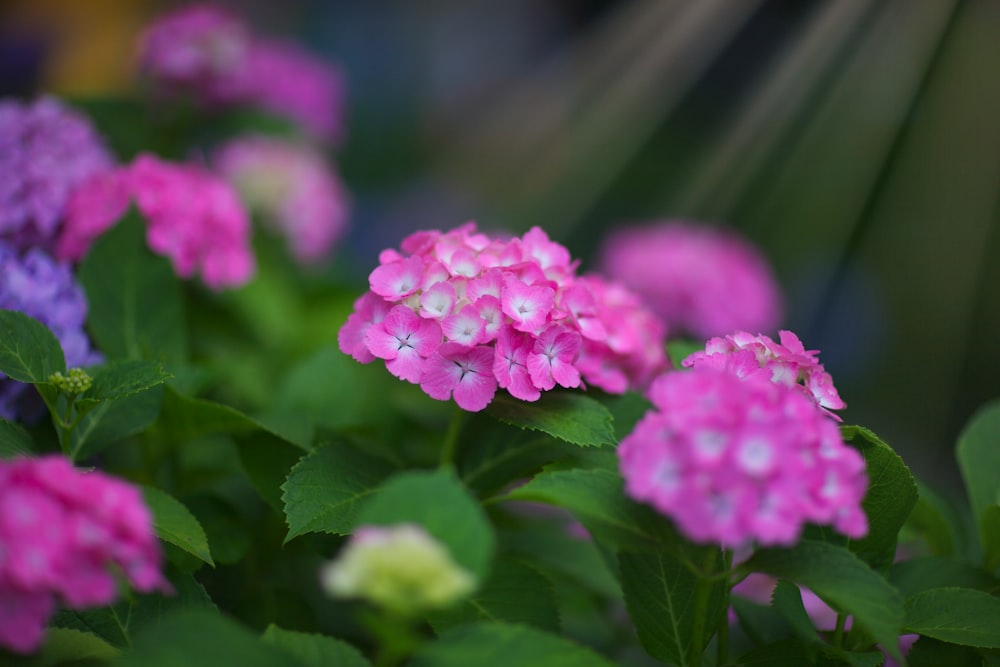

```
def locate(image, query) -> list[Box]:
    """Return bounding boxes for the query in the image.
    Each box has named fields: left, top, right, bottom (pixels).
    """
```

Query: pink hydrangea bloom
left=682, top=330, right=846, bottom=419
left=137, top=5, right=345, bottom=143
left=338, top=222, right=669, bottom=411
left=0, top=456, right=170, bottom=654
left=597, top=221, right=782, bottom=339
left=57, top=153, right=255, bottom=290
left=618, top=368, right=868, bottom=548
left=213, top=135, right=349, bottom=265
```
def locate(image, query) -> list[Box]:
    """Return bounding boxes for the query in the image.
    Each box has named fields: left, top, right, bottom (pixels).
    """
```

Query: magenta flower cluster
left=0, top=97, right=114, bottom=253
left=339, top=223, right=668, bottom=411
left=57, top=153, right=255, bottom=290
left=0, top=244, right=101, bottom=422
left=618, top=365, right=868, bottom=549
left=0, top=456, right=169, bottom=654
left=682, top=330, right=846, bottom=419
left=597, top=221, right=782, bottom=339
left=138, top=4, right=345, bottom=142
left=213, top=135, right=349, bottom=265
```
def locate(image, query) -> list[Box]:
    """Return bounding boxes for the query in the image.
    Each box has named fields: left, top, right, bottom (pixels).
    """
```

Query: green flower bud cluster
left=48, top=368, right=93, bottom=395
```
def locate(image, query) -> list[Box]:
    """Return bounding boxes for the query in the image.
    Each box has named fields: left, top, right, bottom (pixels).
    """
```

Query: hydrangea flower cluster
left=0, top=243, right=101, bottom=421
left=213, top=135, right=349, bottom=265
left=617, top=367, right=868, bottom=548
left=0, top=455, right=169, bottom=654
left=596, top=221, right=782, bottom=339
left=137, top=3, right=345, bottom=142
left=338, top=223, right=668, bottom=411
left=320, top=523, right=475, bottom=616
left=57, top=153, right=255, bottom=290
left=0, top=97, right=115, bottom=252
left=682, top=330, right=846, bottom=419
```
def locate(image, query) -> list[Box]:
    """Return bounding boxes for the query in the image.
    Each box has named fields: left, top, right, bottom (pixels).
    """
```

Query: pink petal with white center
left=421, top=261, right=450, bottom=289
left=442, top=304, right=486, bottom=346
left=522, top=226, right=571, bottom=270
left=445, top=247, right=481, bottom=278
left=420, top=280, right=457, bottom=319
left=493, top=326, right=540, bottom=401
left=527, top=325, right=581, bottom=390
left=420, top=343, right=497, bottom=411
left=467, top=268, right=504, bottom=301
left=501, top=274, right=554, bottom=333
left=369, top=255, right=425, bottom=301
left=474, top=295, right=503, bottom=342
left=365, top=305, right=422, bottom=360
left=338, top=293, right=390, bottom=363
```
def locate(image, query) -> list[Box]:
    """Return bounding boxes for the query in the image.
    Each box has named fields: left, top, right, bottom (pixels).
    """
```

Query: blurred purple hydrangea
left=213, top=135, right=349, bottom=265
left=137, top=4, right=346, bottom=143
left=0, top=97, right=115, bottom=252
left=596, top=221, right=783, bottom=340
left=0, top=243, right=101, bottom=421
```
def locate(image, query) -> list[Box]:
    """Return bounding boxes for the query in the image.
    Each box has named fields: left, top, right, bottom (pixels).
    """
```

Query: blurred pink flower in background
left=0, top=455, right=169, bottom=654
left=214, top=135, right=350, bottom=265
left=58, top=153, right=255, bottom=290
left=596, top=221, right=782, bottom=340
left=137, top=3, right=346, bottom=143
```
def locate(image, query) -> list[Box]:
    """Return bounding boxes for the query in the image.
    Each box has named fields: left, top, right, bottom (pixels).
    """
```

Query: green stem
left=717, top=549, right=732, bottom=666
left=832, top=612, right=847, bottom=648
left=439, top=407, right=464, bottom=468
left=688, top=548, right=719, bottom=667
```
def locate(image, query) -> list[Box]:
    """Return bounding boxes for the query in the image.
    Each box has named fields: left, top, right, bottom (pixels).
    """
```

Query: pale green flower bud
left=320, top=523, right=476, bottom=615
left=48, top=368, right=93, bottom=395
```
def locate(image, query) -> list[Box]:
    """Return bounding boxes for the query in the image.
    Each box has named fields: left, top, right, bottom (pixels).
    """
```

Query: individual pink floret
left=618, top=368, right=868, bottom=549
left=683, top=329, right=846, bottom=419
left=366, top=305, right=441, bottom=383
left=338, top=222, right=669, bottom=411
left=0, top=455, right=170, bottom=654
left=597, top=220, right=782, bottom=339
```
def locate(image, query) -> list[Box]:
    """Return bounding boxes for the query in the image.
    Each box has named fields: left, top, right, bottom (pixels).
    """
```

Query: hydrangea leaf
left=0, top=309, right=66, bottom=382
left=906, top=637, right=983, bottom=667
left=890, top=556, right=1000, bottom=597
left=38, top=627, right=120, bottom=663
left=70, top=385, right=165, bottom=461
left=770, top=579, right=821, bottom=646
left=619, top=549, right=726, bottom=667
left=904, top=587, right=1000, bottom=648
left=115, top=608, right=307, bottom=667
left=840, top=425, right=918, bottom=569
left=78, top=210, right=187, bottom=362
left=736, top=640, right=883, bottom=667
left=75, top=359, right=172, bottom=408
left=260, top=626, right=371, bottom=667
left=744, top=540, right=905, bottom=661
left=485, top=391, right=615, bottom=447
left=503, top=467, right=672, bottom=550
left=981, top=505, right=1000, bottom=572
left=428, top=559, right=560, bottom=633
left=957, top=400, right=1000, bottom=531
left=0, top=417, right=33, bottom=459
left=408, top=621, right=616, bottom=667
left=355, top=468, right=495, bottom=580
left=142, top=486, right=214, bottom=567
left=281, top=443, right=396, bottom=543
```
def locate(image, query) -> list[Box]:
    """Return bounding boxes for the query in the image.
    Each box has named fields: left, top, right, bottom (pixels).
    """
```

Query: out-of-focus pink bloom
left=0, top=96, right=115, bottom=252
left=683, top=330, right=845, bottom=419
left=137, top=4, right=345, bottom=143
left=213, top=136, right=349, bottom=265
left=0, top=456, right=170, bottom=654
left=338, top=222, right=670, bottom=412
left=618, top=368, right=868, bottom=549
left=597, top=221, right=782, bottom=340
left=57, top=154, right=255, bottom=290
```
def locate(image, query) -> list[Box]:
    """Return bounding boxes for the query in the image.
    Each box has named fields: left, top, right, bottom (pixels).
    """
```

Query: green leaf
left=115, top=608, right=306, bottom=667
left=408, top=621, right=616, bottom=667
left=78, top=210, right=187, bottom=362
left=771, top=579, right=821, bottom=646
left=70, top=385, right=164, bottom=461
left=260, top=626, right=370, bottom=667
left=666, top=339, right=704, bottom=367
left=184, top=494, right=250, bottom=565
left=744, top=539, right=905, bottom=660
left=890, top=556, right=999, bottom=597
left=281, top=442, right=396, bottom=543
left=429, top=559, right=560, bottom=633
left=0, top=418, right=33, bottom=459
left=356, top=468, right=495, bottom=580
left=841, top=425, right=919, bottom=569
left=981, top=505, right=1000, bottom=572
left=76, top=359, right=171, bottom=406
left=904, top=587, right=1000, bottom=648
left=237, top=430, right=308, bottom=511
left=619, top=549, right=726, bottom=667
left=39, top=627, right=120, bottom=663
left=956, top=399, right=1000, bottom=526
left=908, top=480, right=960, bottom=557
left=142, top=486, right=214, bottom=567
left=485, top=391, right=616, bottom=447
left=0, top=309, right=66, bottom=382
left=502, top=467, right=670, bottom=550
left=907, top=636, right=983, bottom=667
